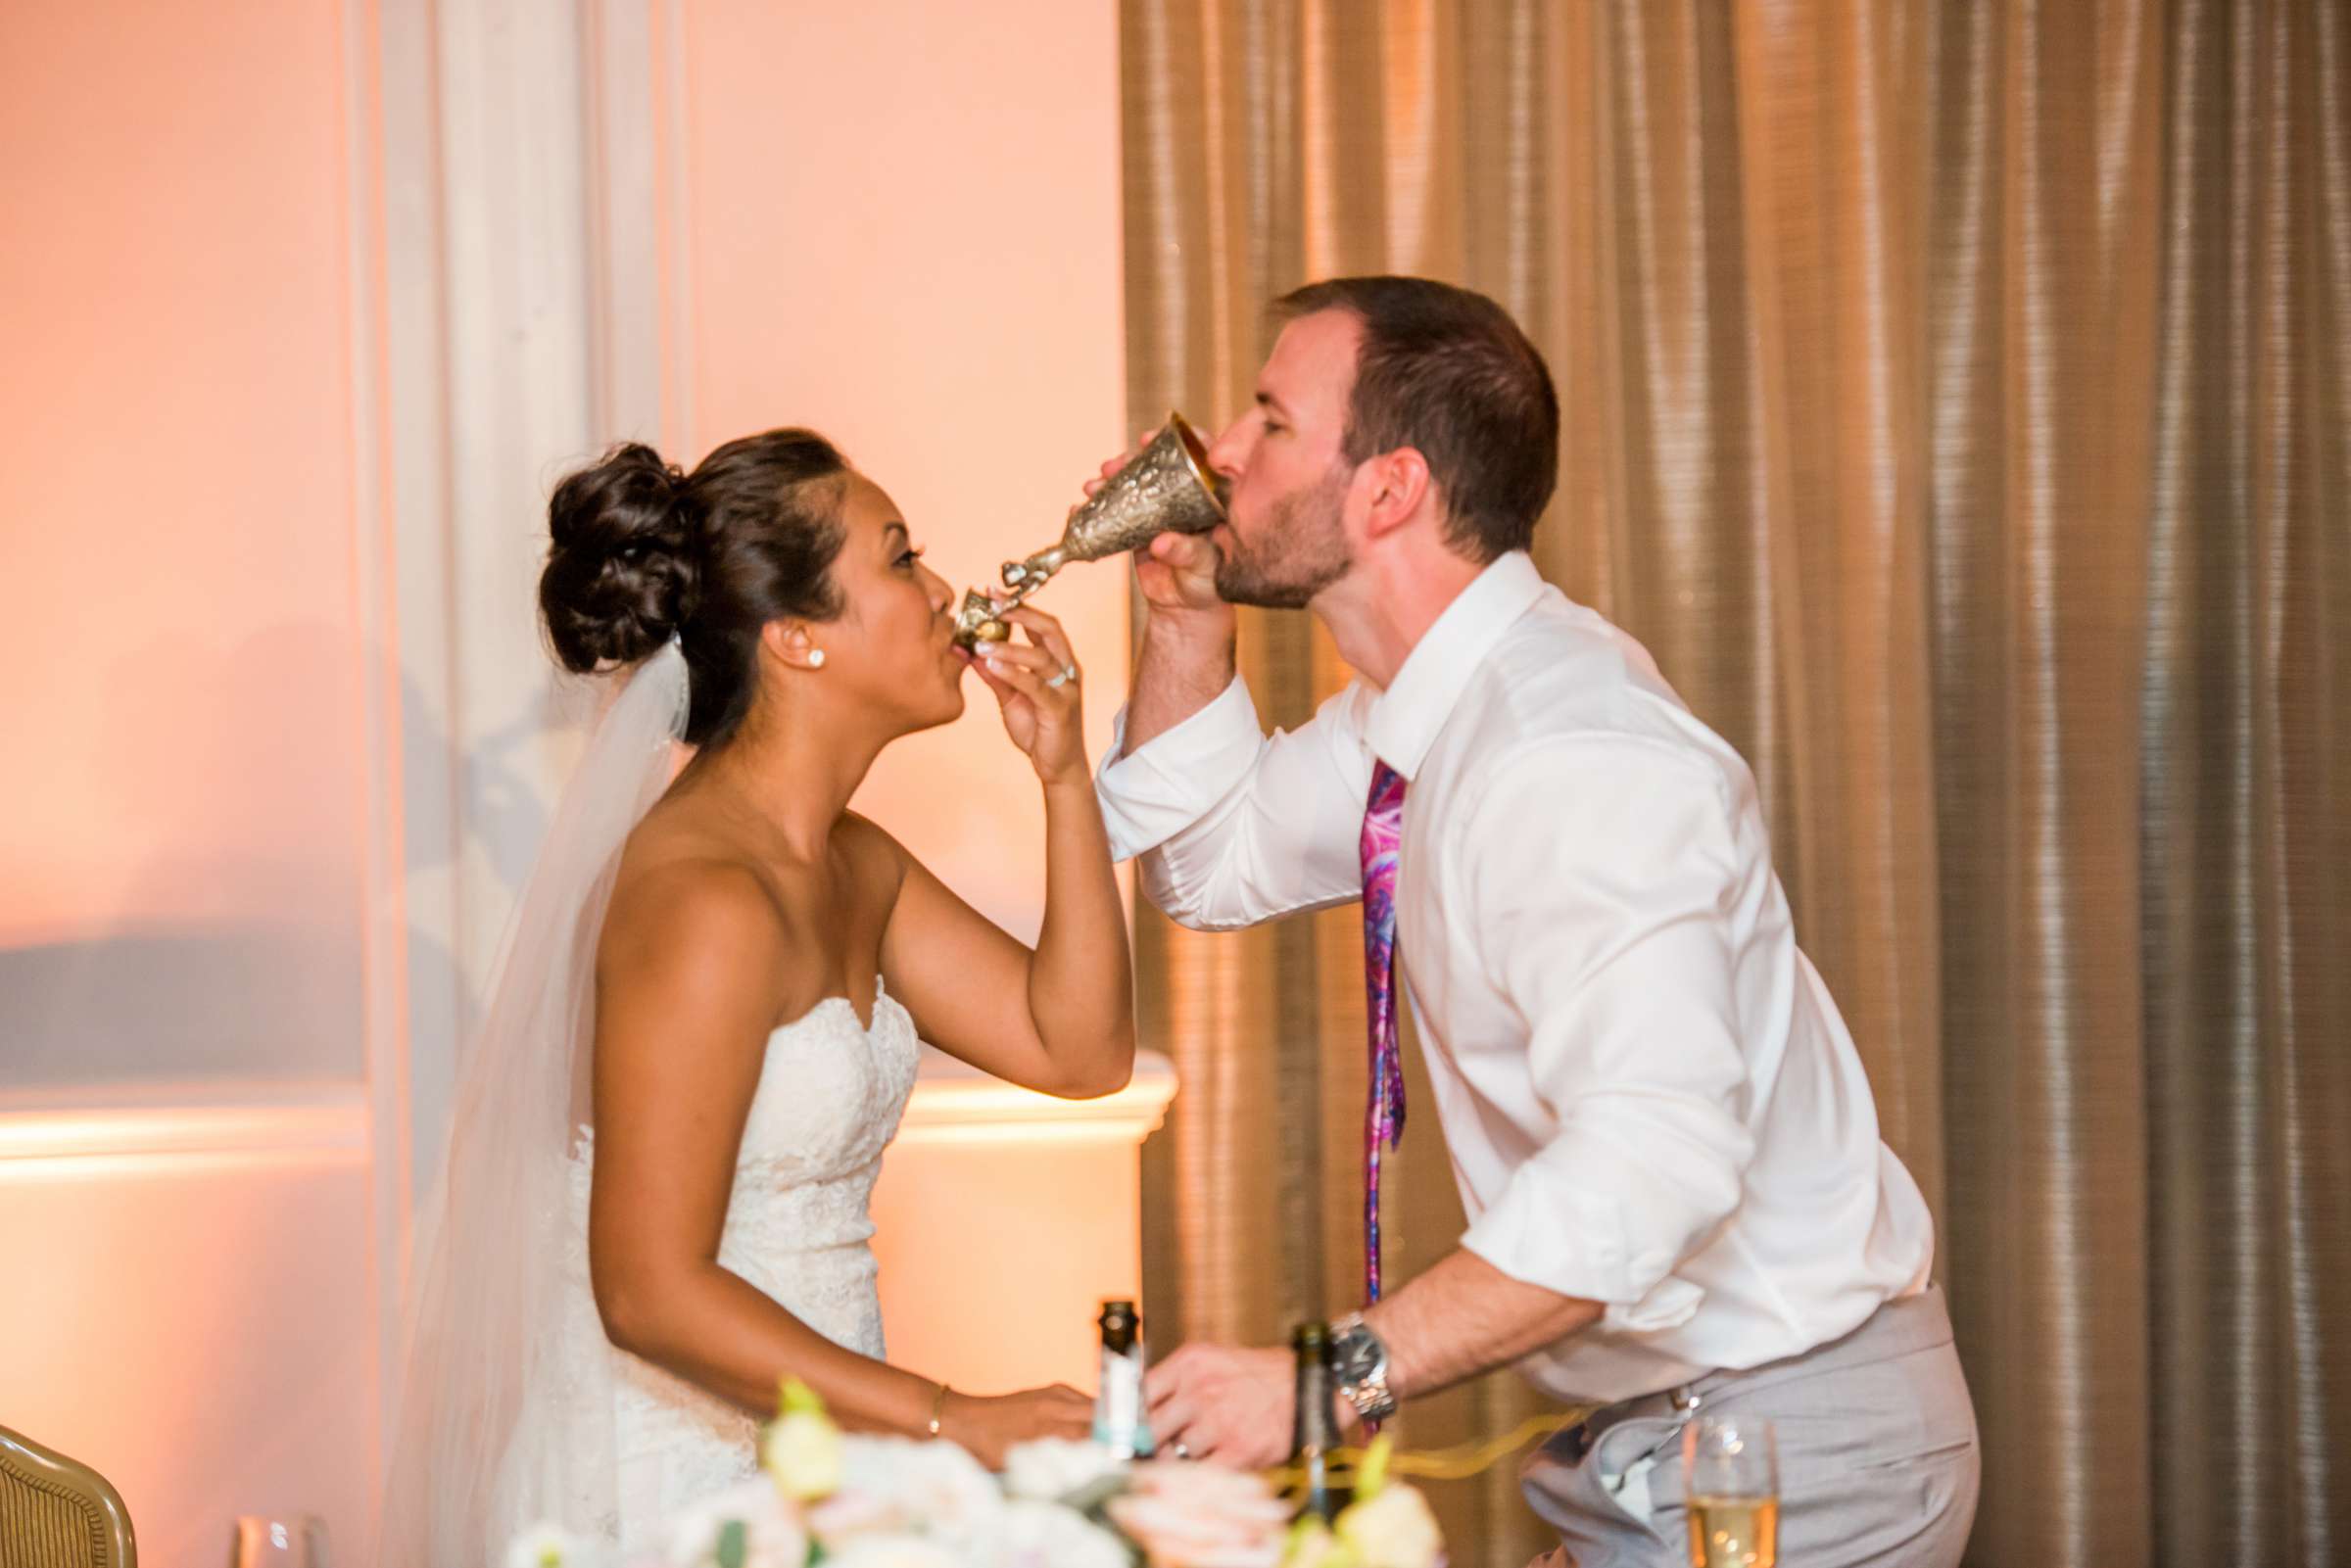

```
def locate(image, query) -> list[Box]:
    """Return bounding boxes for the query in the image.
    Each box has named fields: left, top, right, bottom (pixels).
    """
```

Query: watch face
left=1332, top=1326, right=1383, bottom=1382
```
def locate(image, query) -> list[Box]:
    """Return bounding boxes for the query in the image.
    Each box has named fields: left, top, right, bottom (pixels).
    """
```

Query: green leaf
left=716, top=1518, right=747, bottom=1568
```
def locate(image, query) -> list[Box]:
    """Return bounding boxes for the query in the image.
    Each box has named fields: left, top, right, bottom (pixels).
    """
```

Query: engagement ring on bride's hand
left=1046, top=664, right=1079, bottom=689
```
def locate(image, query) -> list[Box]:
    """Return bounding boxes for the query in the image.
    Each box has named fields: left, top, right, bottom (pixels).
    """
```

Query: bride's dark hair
left=539, top=428, right=849, bottom=748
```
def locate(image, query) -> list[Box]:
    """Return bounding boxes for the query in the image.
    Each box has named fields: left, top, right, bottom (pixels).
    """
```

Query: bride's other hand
left=939, top=1383, right=1092, bottom=1468
left=972, top=606, right=1085, bottom=784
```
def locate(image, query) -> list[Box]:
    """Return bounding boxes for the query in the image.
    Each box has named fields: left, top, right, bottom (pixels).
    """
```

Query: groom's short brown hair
left=1274, top=275, right=1559, bottom=563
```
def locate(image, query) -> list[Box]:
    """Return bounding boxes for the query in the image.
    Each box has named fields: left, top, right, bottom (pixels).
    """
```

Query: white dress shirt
left=1096, top=550, right=1934, bottom=1403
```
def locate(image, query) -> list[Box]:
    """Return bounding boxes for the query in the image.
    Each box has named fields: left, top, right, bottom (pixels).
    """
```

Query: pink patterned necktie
left=1360, top=761, right=1410, bottom=1305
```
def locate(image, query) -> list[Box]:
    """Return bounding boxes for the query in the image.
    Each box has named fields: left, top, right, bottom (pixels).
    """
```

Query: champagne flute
left=226, top=1514, right=328, bottom=1568
left=1682, top=1416, right=1777, bottom=1567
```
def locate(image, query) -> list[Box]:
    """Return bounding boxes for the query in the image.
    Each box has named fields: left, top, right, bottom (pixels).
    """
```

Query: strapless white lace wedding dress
left=552, top=983, right=920, bottom=1549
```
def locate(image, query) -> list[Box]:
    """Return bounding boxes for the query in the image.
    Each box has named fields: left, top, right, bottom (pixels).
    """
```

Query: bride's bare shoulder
left=600, top=827, right=793, bottom=1001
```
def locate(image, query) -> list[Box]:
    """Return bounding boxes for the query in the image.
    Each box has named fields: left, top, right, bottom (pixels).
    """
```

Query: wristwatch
left=1328, top=1311, right=1398, bottom=1423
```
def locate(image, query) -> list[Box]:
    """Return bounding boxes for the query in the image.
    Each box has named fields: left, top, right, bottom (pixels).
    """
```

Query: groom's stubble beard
left=1213, top=458, right=1353, bottom=610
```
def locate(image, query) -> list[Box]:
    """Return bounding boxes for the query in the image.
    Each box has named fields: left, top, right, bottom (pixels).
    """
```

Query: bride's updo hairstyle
left=539, top=429, right=850, bottom=749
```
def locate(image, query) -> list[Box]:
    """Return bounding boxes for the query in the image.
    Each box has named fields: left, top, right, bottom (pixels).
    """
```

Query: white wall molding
left=583, top=0, right=666, bottom=447
left=346, top=0, right=419, bottom=1485
left=365, top=0, right=687, bottom=1469
left=378, top=0, right=458, bottom=1222
left=0, top=1105, right=376, bottom=1562
left=0, top=1088, right=370, bottom=1169
left=894, top=1051, right=1178, bottom=1147
left=655, top=0, right=695, bottom=455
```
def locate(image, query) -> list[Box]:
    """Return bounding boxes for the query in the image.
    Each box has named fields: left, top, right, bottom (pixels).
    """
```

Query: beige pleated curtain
left=1118, top=2, right=2351, bottom=1563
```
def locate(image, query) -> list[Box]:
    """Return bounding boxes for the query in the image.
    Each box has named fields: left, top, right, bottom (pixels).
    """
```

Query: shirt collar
left=1364, top=550, right=1548, bottom=782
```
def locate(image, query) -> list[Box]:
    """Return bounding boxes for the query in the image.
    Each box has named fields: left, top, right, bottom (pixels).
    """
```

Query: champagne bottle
left=1288, top=1320, right=1343, bottom=1523
left=1093, top=1300, right=1156, bottom=1456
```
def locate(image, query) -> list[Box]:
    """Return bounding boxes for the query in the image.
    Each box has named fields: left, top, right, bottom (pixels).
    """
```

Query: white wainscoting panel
left=0, top=1091, right=374, bottom=1566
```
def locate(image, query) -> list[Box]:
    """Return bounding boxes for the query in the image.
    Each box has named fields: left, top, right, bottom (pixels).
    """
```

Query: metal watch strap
left=1330, top=1312, right=1398, bottom=1422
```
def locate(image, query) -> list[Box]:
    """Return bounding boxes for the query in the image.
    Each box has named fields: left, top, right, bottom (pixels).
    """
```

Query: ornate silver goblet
left=954, top=412, right=1228, bottom=647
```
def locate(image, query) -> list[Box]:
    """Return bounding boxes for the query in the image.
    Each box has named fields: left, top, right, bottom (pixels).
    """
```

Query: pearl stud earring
left=808, top=649, right=826, bottom=668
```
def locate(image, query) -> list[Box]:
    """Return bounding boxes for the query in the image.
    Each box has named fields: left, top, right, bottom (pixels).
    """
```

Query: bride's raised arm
left=877, top=604, right=1137, bottom=1098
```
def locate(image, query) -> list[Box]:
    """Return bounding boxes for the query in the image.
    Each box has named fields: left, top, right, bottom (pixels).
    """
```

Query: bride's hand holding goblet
left=970, top=605, right=1087, bottom=784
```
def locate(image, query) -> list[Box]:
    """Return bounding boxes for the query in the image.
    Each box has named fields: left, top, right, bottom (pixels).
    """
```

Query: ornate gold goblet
left=954, top=412, right=1228, bottom=647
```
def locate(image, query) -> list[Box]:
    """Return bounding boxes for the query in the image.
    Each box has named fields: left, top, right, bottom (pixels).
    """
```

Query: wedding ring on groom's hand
left=1046, top=664, right=1079, bottom=689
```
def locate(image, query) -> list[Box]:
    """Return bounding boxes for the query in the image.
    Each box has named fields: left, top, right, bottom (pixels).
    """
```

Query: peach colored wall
left=675, top=0, right=1151, bottom=1399
left=1, top=2, right=1142, bottom=1560
left=872, top=1057, right=1176, bottom=1397
left=677, top=0, right=1130, bottom=944
left=0, top=0, right=383, bottom=1559
left=0, top=0, right=368, bottom=1089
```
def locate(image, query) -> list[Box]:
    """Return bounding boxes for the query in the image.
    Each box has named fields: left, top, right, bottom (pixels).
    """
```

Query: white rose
left=1111, top=1458, right=1292, bottom=1561
left=663, top=1476, right=808, bottom=1568
left=1271, top=1519, right=1332, bottom=1568
left=981, top=1498, right=1131, bottom=1568
left=1335, top=1483, right=1443, bottom=1568
left=504, top=1522, right=596, bottom=1568
left=809, top=1486, right=907, bottom=1546
left=823, top=1534, right=964, bottom=1568
left=1106, top=1493, right=1290, bottom=1565
left=833, top=1436, right=1004, bottom=1544
left=1002, top=1438, right=1129, bottom=1503
left=763, top=1408, right=846, bottom=1500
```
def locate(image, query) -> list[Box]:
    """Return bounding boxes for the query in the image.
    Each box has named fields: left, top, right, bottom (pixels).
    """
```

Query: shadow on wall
left=4, top=619, right=362, bottom=1091
left=395, top=648, right=598, bottom=1190
left=0, top=615, right=592, bottom=1097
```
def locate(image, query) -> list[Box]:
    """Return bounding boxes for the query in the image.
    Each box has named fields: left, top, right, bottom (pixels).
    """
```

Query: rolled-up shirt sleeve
left=1095, top=677, right=1371, bottom=931
left=1455, top=736, right=1757, bottom=1317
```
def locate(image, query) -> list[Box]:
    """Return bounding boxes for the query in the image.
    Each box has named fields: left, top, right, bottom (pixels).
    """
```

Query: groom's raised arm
left=1098, top=674, right=1372, bottom=929
left=1098, top=534, right=1369, bottom=928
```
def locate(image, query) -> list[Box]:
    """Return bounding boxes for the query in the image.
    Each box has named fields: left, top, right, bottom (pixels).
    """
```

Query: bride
left=379, top=429, right=1133, bottom=1563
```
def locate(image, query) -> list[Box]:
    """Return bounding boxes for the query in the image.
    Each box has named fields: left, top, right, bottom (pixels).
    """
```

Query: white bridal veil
left=378, top=641, right=690, bottom=1566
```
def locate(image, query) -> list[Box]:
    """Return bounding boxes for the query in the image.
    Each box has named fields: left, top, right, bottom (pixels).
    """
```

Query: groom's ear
left=1361, top=447, right=1432, bottom=542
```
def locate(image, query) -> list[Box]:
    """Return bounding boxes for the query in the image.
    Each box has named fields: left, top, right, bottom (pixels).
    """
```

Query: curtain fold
left=1120, top=3, right=2349, bottom=1563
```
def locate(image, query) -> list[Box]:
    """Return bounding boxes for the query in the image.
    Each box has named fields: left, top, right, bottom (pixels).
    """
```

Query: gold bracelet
left=927, top=1381, right=951, bottom=1439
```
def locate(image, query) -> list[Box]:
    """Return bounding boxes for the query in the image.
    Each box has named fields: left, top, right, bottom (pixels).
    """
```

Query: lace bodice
left=553, top=982, right=920, bottom=1547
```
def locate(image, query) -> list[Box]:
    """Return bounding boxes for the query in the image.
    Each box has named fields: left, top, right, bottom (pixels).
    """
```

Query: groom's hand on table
left=1144, top=1343, right=1295, bottom=1470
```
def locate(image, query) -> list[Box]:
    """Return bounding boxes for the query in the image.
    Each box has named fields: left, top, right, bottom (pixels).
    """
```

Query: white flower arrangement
left=1001, top=1437, right=1131, bottom=1504
left=506, top=1522, right=597, bottom=1568
left=506, top=1379, right=1443, bottom=1568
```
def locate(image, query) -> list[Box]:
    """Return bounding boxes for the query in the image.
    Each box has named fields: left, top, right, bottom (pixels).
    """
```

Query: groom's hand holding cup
left=1087, top=430, right=1230, bottom=632
left=1137, top=530, right=1225, bottom=620
left=1086, top=429, right=1239, bottom=758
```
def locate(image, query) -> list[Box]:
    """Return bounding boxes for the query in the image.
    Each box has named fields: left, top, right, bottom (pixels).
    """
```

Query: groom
left=1093, top=277, right=1979, bottom=1566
